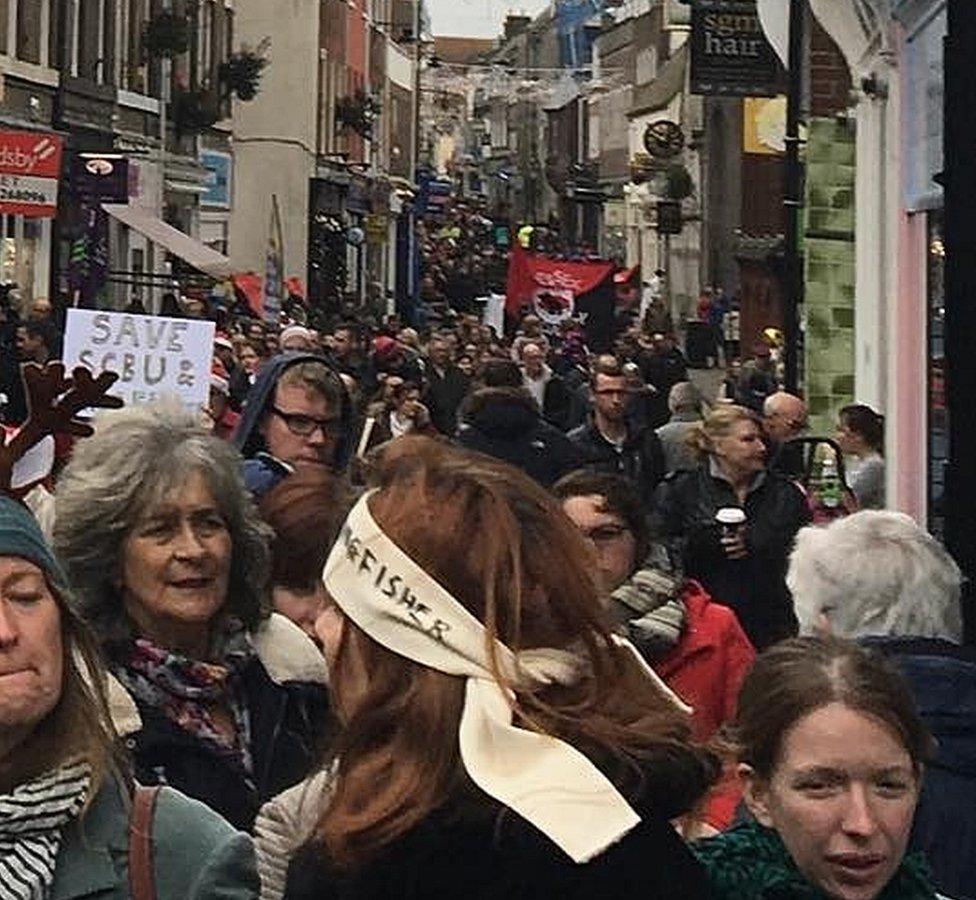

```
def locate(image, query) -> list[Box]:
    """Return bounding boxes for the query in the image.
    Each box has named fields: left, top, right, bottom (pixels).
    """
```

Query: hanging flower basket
left=172, top=88, right=221, bottom=135
left=335, top=89, right=381, bottom=140
left=219, top=39, right=270, bottom=102
left=142, top=12, right=191, bottom=59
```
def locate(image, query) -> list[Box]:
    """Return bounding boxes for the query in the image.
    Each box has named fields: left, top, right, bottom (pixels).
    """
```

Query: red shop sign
left=0, top=130, right=63, bottom=218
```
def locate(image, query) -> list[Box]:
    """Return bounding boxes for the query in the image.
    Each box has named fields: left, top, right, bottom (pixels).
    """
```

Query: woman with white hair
left=787, top=510, right=974, bottom=899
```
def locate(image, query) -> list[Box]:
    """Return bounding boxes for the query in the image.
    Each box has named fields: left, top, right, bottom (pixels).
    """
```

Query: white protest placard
left=63, top=310, right=215, bottom=409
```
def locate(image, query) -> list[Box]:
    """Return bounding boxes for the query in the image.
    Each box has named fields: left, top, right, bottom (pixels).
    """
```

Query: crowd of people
left=0, top=281, right=967, bottom=900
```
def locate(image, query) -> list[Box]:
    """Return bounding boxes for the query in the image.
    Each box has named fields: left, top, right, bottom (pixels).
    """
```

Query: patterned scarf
left=609, top=547, right=686, bottom=660
left=112, top=619, right=257, bottom=781
left=0, top=761, right=90, bottom=900
left=694, top=821, right=938, bottom=899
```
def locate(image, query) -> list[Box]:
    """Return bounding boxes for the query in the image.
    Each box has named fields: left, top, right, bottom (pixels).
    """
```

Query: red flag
left=505, top=245, right=614, bottom=322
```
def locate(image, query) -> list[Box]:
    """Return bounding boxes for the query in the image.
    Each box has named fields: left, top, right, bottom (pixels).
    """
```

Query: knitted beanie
left=0, top=496, right=68, bottom=593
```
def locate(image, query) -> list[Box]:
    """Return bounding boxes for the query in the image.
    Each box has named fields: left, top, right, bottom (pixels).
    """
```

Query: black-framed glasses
left=271, top=407, right=338, bottom=438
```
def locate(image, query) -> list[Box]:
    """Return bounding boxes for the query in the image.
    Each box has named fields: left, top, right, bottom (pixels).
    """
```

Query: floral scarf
left=112, top=619, right=257, bottom=782
left=693, top=821, right=938, bottom=900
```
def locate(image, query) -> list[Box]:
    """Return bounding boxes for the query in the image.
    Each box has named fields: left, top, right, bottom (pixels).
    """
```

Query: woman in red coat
left=555, top=470, right=755, bottom=833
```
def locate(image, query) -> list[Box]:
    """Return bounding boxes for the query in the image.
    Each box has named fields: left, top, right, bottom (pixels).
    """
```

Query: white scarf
left=322, top=492, right=688, bottom=863
left=0, top=761, right=90, bottom=900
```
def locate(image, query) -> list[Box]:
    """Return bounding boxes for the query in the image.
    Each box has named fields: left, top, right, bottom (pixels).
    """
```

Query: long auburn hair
left=315, top=436, right=718, bottom=869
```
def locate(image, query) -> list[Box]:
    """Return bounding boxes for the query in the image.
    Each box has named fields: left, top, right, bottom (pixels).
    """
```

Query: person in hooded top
left=232, top=353, right=353, bottom=499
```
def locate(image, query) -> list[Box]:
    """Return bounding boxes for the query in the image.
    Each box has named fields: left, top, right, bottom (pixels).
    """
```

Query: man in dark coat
left=568, top=356, right=666, bottom=507
left=422, top=335, right=470, bottom=436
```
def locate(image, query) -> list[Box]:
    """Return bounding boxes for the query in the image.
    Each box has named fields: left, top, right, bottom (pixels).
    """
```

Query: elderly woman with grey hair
left=53, top=404, right=330, bottom=833
left=787, top=510, right=975, bottom=900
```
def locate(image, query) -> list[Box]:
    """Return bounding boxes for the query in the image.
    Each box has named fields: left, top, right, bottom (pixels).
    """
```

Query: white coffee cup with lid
left=716, top=507, right=747, bottom=537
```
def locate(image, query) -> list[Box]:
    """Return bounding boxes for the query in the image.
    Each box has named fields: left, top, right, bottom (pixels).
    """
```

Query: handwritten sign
left=63, top=310, right=215, bottom=409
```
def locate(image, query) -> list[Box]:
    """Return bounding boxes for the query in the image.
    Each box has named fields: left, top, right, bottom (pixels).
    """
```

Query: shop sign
left=0, top=130, right=63, bottom=218
left=690, top=0, right=783, bottom=97
left=365, top=214, right=388, bottom=244
left=200, top=151, right=232, bottom=209
left=72, top=154, right=130, bottom=203
left=62, top=310, right=215, bottom=410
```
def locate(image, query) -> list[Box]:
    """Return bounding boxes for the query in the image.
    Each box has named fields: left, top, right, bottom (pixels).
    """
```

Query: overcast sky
left=428, top=0, right=550, bottom=39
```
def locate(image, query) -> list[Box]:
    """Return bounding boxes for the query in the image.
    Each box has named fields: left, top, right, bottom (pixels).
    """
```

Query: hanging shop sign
left=0, top=130, right=63, bottom=218
left=690, top=0, right=784, bottom=97
left=72, top=154, right=130, bottom=203
left=200, top=150, right=232, bottom=209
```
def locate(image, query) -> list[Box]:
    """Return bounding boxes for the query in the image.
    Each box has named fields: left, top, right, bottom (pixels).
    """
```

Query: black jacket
left=568, top=417, right=666, bottom=505
left=523, top=369, right=574, bottom=432
left=423, top=364, right=470, bottom=435
left=111, top=616, right=331, bottom=833
left=652, top=464, right=811, bottom=650
left=284, top=804, right=710, bottom=900
left=457, top=388, right=580, bottom=487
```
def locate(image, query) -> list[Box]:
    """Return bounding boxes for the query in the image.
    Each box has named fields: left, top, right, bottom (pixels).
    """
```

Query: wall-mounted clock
left=643, top=120, right=685, bottom=159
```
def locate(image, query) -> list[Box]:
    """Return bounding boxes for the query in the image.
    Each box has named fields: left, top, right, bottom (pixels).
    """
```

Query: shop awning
left=102, top=203, right=235, bottom=278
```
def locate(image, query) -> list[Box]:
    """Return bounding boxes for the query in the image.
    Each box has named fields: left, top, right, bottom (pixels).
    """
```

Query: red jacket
left=656, top=581, right=755, bottom=829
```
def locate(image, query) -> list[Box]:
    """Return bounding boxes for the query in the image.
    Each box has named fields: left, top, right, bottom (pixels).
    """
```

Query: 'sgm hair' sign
left=690, top=0, right=784, bottom=97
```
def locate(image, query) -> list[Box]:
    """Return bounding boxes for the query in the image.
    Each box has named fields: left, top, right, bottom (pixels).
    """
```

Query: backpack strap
left=128, top=785, right=161, bottom=900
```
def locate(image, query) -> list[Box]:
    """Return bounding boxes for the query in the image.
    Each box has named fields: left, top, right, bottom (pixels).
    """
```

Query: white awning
left=102, top=203, right=234, bottom=278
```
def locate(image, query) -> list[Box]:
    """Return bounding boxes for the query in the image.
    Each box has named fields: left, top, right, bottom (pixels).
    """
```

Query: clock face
left=643, top=120, right=685, bottom=158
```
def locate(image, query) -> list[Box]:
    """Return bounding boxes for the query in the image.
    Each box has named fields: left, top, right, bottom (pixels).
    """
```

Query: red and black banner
left=505, top=245, right=617, bottom=350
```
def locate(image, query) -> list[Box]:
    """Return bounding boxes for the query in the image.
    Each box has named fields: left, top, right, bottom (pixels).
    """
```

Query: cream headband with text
left=322, top=490, right=689, bottom=863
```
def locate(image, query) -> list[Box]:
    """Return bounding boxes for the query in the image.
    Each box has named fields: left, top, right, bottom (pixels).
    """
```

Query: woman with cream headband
left=262, top=437, right=718, bottom=899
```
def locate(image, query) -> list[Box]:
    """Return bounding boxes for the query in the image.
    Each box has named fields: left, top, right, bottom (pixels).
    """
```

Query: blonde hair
left=687, top=404, right=760, bottom=461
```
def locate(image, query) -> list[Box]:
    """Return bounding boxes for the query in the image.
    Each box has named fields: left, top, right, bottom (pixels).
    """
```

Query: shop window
left=78, top=0, right=102, bottom=80
left=15, top=0, right=41, bottom=64
left=0, top=1, right=8, bottom=56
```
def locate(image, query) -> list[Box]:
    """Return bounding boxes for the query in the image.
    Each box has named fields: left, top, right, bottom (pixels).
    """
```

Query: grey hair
left=787, top=510, right=963, bottom=642
left=668, top=381, right=701, bottom=414
left=53, top=402, right=272, bottom=645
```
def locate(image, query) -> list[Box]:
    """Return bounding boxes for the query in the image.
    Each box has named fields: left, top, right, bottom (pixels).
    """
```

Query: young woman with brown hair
left=266, top=437, right=719, bottom=899
left=695, top=636, right=941, bottom=899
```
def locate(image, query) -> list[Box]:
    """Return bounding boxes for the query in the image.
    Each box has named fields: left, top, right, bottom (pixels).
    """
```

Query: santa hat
left=214, top=331, right=233, bottom=351
left=211, top=358, right=230, bottom=396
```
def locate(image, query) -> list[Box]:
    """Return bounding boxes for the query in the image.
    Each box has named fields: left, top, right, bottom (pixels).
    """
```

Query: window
left=16, top=0, right=41, bottom=64
left=0, top=1, right=9, bottom=56
left=78, top=0, right=102, bottom=80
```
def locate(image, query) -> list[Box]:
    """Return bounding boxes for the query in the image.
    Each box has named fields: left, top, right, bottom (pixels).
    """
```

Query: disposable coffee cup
left=716, top=507, right=747, bottom=537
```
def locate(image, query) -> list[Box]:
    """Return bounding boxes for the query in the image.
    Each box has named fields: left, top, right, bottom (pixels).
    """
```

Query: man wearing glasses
left=567, top=355, right=666, bottom=506
left=234, top=353, right=351, bottom=498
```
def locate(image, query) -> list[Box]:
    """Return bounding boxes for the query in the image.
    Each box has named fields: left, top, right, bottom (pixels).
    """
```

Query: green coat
left=51, top=777, right=259, bottom=899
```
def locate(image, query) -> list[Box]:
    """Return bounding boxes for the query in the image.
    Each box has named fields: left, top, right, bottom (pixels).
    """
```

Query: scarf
left=693, top=821, right=938, bottom=900
left=112, top=619, right=257, bottom=781
left=0, top=761, right=90, bottom=900
left=609, top=550, right=686, bottom=660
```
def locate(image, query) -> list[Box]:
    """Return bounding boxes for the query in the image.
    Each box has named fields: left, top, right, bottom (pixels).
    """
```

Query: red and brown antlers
left=0, top=362, right=123, bottom=492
